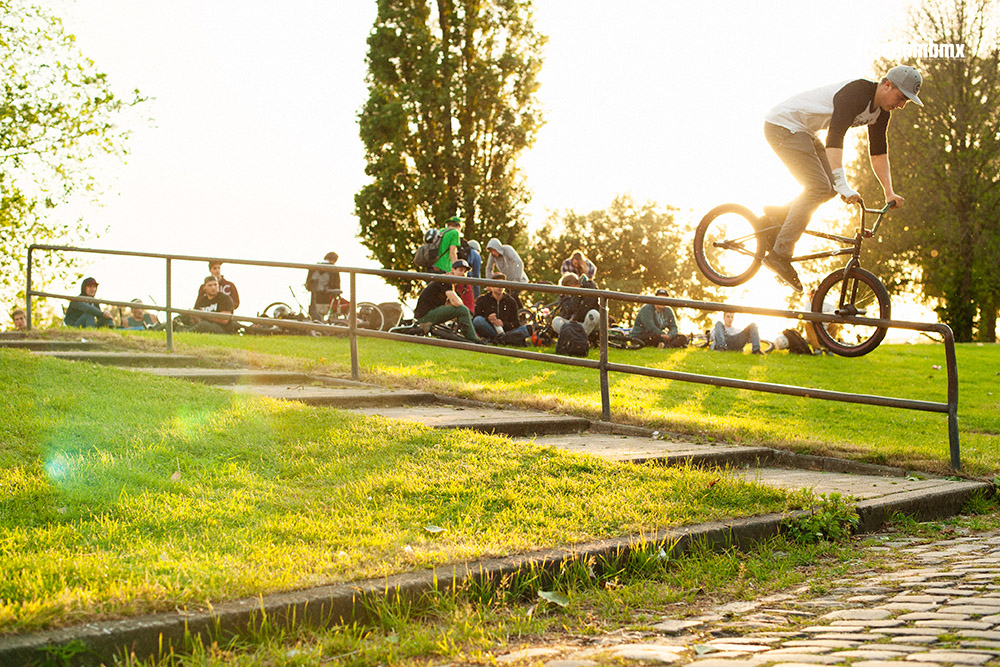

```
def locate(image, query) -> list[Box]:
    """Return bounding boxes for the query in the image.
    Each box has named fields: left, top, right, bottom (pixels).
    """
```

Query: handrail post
left=165, top=258, right=173, bottom=352
left=26, top=246, right=33, bottom=331
left=942, top=325, right=961, bottom=472
left=349, top=271, right=360, bottom=381
left=599, top=296, right=611, bottom=421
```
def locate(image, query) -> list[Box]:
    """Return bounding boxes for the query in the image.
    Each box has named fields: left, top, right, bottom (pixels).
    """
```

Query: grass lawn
left=145, top=331, right=1000, bottom=476
left=0, top=348, right=794, bottom=634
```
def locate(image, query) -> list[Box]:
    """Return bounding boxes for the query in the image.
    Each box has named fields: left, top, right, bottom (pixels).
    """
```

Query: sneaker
left=751, top=349, right=764, bottom=355
left=761, top=251, right=803, bottom=292
left=417, top=321, right=433, bottom=334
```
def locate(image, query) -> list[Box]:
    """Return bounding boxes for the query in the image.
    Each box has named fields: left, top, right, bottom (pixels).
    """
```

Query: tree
left=523, top=194, right=721, bottom=322
left=1, top=0, right=143, bottom=317
left=355, top=0, right=545, bottom=296
left=851, top=0, right=1000, bottom=341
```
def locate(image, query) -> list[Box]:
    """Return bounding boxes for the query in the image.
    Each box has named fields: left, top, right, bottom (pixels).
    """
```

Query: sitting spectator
left=413, top=260, right=479, bottom=343
left=125, top=299, right=160, bottom=329
left=560, top=250, right=597, bottom=280
left=65, top=277, right=115, bottom=328
left=197, top=260, right=240, bottom=310
left=552, top=273, right=600, bottom=336
left=630, top=288, right=688, bottom=348
left=473, top=272, right=528, bottom=343
left=711, top=311, right=763, bottom=354
left=305, top=251, right=345, bottom=320
left=190, top=275, right=236, bottom=334
left=467, top=239, right=483, bottom=299
left=10, top=307, right=27, bottom=331
left=485, top=237, right=529, bottom=304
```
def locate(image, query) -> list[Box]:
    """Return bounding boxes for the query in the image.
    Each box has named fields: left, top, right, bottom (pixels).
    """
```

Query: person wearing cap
left=64, top=277, right=115, bottom=328
left=412, top=259, right=480, bottom=343
left=197, top=260, right=240, bottom=310
left=190, top=275, right=236, bottom=334
left=432, top=216, right=466, bottom=274
left=710, top=311, right=762, bottom=355
left=467, top=239, right=483, bottom=299
left=761, top=65, right=923, bottom=292
left=125, top=299, right=160, bottom=329
left=630, top=288, right=687, bottom=349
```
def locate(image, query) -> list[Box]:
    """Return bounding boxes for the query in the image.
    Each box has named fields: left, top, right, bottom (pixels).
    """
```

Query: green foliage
left=781, top=492, right=859, bottom=544
left=851, top=0, right=1000, bottom=341
left=0, top=0, right=144, bottom=316
left=356, top=0, right=546, bottom=297
left=523, top=194, right=722, bottom=322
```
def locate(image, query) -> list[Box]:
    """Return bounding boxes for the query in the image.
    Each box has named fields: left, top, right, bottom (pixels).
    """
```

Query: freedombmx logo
left=871, top=41, right=966, bottom=60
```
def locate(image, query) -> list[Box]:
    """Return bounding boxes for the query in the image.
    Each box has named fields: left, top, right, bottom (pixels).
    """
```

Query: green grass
left=0, top=348, right=793, bottom=634
left=146, top=331, right=999, bottom=476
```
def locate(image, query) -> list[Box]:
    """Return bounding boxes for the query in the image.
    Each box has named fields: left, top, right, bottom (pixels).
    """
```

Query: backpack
left=555, top=320, right=590, bottom=357
left=413, top=228, right=444, bottom=270
left=456, top=237, right=471, bottom=262
left=782, top=328, right=813, bottom=355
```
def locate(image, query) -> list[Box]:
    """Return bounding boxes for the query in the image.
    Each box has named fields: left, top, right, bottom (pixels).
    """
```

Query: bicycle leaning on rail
left=693, top=200, right=895, bottom=357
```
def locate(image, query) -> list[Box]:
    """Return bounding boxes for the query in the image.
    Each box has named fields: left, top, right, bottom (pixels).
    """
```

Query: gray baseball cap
left=886, top=65, right=924, bottom=106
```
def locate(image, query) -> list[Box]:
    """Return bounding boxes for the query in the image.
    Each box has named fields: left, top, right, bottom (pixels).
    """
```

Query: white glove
left=831, top=168, right=860, bottom=199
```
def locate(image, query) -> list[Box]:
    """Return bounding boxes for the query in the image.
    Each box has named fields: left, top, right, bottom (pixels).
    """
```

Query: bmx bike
left=261, top=291, right=385, bottom=332
left=693, top=201, right=894, bottom=357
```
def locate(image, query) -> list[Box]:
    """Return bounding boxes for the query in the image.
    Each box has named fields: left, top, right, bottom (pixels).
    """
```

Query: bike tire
left=262, top=302, right=295, bottom=319
left=517, top=307, right=536, bottom=328
left=356, top=302, right=385, bottom=331
left=811, top=267, right=890, bottom=357
left=693, top=204, right=764, bottom=286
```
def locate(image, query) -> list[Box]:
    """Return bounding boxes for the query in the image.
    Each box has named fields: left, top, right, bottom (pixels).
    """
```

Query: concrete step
left=141, top=368, right=318, bottom=385
left=527, top=432, right=773, bottom=466
left=355, top=403, right=591, bottom=437
left=1, top=339, right=103, bottom=351
left=32, top=351, right=201, bottom=367
left=225, top=383, right=439, bottom=408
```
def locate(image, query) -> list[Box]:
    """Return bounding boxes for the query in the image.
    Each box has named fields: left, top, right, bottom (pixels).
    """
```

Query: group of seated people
left=60, top=260, right=241, bottom=334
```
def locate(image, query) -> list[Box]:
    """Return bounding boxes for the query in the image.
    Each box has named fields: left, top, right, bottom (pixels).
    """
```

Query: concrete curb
left=1, top=480, right=989, bottom=667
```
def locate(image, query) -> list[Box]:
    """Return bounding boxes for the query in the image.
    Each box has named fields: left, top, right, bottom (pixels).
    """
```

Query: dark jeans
left=472, top=316, right=528, bottom=341
left=764, top=122, right=836, bottom=257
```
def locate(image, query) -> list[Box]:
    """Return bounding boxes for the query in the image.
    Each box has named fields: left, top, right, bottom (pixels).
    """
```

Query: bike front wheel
left=693, top=204, right=764, bottom=286
left=811, top=268, right=890, bottom=357
left=356, top=302, right=385, bottom=330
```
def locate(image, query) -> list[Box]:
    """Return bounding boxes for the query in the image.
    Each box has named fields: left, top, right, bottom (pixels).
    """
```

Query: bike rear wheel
left=356, top=302, right=385, bottom=330
left=694, top=204, right=764, bottom=286
left=811, top=267, right=890, bottom=357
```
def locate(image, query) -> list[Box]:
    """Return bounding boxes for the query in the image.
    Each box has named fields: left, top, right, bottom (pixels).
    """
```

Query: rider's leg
left=764, top=124, right=836, bottom=258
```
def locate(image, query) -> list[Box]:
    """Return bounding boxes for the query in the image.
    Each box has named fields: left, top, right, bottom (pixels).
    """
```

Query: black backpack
left=413, top=228, right=444, bottom=270
left=782, top=328, right=813, bottom=355
left=456, top=237, right=471, bottom=262
left=555, top=320, right=590, bottom=357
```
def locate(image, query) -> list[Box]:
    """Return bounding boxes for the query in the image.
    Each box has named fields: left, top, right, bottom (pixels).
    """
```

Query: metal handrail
left=25, top=243, right=962, bottom=472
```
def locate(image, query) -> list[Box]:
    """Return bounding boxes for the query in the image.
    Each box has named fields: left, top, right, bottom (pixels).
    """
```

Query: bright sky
left=44, top=0, right=917, bottom=335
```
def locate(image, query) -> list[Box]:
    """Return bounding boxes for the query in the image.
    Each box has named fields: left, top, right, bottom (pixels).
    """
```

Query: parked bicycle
left=260, top=288, right=385, bottom=332
left=693, top=201, right=894, bottom=357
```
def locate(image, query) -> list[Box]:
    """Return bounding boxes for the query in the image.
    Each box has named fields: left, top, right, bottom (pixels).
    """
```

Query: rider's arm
left=870, top=154, right=904, bottom=208
left=824, top=148, right=861, bottom=204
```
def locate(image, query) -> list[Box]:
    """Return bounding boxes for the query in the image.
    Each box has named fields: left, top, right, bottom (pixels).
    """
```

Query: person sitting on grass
left=65, top=277, right=115, bottom=328
left=711, top=311, right=763, bottom=354
left=473, top=272, right=528, bottom=343
left=125, top=299, right=161, bottom=330
left=630, top=288, right=688, bottom=348
left=196, top=260, right=240, bottom=310
left=552, top=273, right=600, bottom=336
left=189, top=275, right=236, bottom=334
left=10, top=307, right=27, bottom=332
left=413, top=260, right=480, bottom=343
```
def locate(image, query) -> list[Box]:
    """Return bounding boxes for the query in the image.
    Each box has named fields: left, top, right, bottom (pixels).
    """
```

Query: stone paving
left=486, top=530, right=1000, bottom=666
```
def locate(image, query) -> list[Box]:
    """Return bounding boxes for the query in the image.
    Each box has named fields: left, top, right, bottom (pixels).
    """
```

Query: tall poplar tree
left=1, top=0, right=143, bottom=313
left=356, top=0, right=545, bottom=295
left=852, top=0, right=1000, bottom=341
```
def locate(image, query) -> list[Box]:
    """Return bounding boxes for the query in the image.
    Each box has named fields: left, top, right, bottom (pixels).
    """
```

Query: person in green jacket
left=630, top=288, right=687, bottom=348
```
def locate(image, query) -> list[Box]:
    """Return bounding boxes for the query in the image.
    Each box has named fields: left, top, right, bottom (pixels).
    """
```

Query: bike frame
left=779, top=201, right=893, bottom=267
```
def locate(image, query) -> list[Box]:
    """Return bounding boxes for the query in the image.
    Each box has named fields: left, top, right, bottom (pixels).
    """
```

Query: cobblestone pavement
left=488, top=529, right=1000, bottom=667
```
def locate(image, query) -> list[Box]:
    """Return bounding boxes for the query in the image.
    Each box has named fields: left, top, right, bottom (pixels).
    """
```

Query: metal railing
left=26, top=244, right=962, bottom=471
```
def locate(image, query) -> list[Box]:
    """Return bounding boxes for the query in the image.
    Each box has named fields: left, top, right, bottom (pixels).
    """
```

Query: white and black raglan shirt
left=765, top=79, right=889, bottom=155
